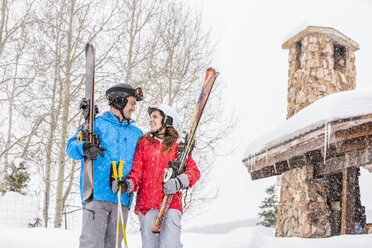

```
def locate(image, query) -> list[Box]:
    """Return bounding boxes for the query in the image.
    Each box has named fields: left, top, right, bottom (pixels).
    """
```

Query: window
left=294, top=40, right=302, bottom=71
left=334, top=44, right=346, bottom=71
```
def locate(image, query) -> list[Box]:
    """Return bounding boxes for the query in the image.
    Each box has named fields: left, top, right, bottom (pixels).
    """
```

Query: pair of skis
left=81, top=43, right=96, bottom=202
left=82, top=43, right=219, bottom=235
left=152, top=68, right=219, bottom=233
left=83, top=43, right=128, bottom=247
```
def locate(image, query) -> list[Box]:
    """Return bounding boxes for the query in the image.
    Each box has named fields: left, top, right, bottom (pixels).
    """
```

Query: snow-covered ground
left=1, top=225, right=372, bottom=248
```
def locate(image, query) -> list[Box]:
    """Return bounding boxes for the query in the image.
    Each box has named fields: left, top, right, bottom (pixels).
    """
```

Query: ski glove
left=82, top=142, right=106, bottom=160
left=80, top=98, right=99, bottom=120
left=163, top=174, right=189, bottom=195
left=111, top=179, right=134, bottom=194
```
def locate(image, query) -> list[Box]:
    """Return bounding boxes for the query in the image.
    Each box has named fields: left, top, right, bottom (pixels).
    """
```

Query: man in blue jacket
left=66, top=83, right=143, bottom=248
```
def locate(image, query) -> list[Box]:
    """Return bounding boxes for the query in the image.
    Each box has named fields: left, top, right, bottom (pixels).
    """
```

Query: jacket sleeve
left=128, top=139, right=144, bottom=191
left=66, top=129, right=87, bottom=161
left=184, top=155, right=200, bottom=189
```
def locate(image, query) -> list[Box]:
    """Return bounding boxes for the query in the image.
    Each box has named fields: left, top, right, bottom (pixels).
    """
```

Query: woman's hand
left=163, top=174, right=189, bottom=195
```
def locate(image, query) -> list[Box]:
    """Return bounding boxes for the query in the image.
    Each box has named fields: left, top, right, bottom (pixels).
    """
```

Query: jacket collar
left=105, top=111, right=135, bottom=125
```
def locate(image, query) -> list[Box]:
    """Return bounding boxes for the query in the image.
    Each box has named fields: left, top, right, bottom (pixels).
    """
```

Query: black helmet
left=106, top=83, right=143, bottom=110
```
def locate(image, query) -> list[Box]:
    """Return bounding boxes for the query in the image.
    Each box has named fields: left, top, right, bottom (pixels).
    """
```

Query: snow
left=243, top=90, right=372, bottom=160
left=282, top=25, right=360, bottom=50
left=1, top=225, right=371, bottom=248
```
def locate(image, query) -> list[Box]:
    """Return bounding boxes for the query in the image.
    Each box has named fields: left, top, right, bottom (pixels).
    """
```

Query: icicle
left=251, top=154, right=253, bottom=169
left=327, top=122, right=331, bottom=148
left=253, top=154, right=256, bottom=169
left=323, top=123, right=326, bottom=164
left=266, top=149, right=268, bottom=163
left=324, top=122, right=332, bottom=161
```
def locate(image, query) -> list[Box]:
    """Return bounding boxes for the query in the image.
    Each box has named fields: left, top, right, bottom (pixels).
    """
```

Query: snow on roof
left=243, top=90, right=372, bottom=160
left=282, top=26, right=360, bottom=51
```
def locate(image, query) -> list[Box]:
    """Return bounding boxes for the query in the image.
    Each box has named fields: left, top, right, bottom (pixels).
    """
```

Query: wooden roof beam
left=317, top=146, right=372, bottom=176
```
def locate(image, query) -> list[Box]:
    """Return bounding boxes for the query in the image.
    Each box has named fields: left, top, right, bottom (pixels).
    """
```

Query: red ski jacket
left=128, top=136, right=200, bottom=215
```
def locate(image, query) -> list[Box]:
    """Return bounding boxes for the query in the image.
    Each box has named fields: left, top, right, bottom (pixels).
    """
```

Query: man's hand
left=111, top=179, right=134, bottom=194
left=80, top=98, right=99, bottom=120
left=83, top=142, right=106, bottom=160
left=120, top=179, right=134, bottom=194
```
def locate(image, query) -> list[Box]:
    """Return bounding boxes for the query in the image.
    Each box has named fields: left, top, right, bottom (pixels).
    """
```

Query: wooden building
left=242, top=26, right=372, bottom=238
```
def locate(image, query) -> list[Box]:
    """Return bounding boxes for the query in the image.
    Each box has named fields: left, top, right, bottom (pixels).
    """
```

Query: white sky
left=185, top=0, right=372, bottom=227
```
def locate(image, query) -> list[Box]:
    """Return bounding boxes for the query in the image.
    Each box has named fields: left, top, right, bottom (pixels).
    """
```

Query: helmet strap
left=118, top=109, right=130, bottom=124
left=110, top=96, right=132, bottom=123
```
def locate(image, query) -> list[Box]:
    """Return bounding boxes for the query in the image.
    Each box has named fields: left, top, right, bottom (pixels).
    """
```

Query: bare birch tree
left=1, top=0, right=233, bottom=229
left=148, top=1, right=234, bottom=219
left=111, top=0, right=233, bottom=223
left=32, top=0, right=124, bottom=227
left=0, top=0, right=37, bottom=192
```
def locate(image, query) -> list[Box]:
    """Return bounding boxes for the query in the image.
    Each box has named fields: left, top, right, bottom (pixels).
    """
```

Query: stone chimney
left=282, top=26, right=359, bottom=119
left=275, top=26, right=360, bottom=238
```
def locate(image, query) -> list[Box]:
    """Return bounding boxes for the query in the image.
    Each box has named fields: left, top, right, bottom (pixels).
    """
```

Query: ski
left=152, top=68, right=219, bottom=233
left=81, top=43, right=96, bottom=202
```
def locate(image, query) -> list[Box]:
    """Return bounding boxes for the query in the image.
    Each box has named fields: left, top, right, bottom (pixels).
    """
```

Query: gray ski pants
left=139, top=209, right=182, bottom=248
left=79, top=200, right=129, bottom=248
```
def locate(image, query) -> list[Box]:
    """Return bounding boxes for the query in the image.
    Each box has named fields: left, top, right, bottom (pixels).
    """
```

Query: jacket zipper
left=151, top=139, right=162, bottom=209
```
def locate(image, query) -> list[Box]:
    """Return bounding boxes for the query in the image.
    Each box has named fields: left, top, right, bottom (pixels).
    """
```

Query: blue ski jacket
left=66, top=111, right=143, bottom=206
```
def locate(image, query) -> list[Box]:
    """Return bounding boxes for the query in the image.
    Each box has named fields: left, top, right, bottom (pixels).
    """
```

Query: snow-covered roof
left=282, top=26, right=360, bottom=51
left=243, top=90, right=372, bottom=160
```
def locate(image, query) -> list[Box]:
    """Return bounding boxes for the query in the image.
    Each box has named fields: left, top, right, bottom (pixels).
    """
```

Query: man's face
left=123, top=96, right=137, bottom=120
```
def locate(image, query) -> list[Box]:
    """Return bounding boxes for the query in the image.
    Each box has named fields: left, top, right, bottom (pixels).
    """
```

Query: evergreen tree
left=3, top=161, right=30, bottom=195
left=257, top=184, right=279, bottom=228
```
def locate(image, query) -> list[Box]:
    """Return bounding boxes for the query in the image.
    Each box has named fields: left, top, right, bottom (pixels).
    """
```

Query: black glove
left=121, top=179, right=134, bottom=194
left=111, top=179, right=134, bottom=194
left=83, top=142, right=106, bottom=160
left=80, top=98, right=99, bottom=120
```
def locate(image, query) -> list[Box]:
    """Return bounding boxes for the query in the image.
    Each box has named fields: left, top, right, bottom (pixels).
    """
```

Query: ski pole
left=117, top=188, right=128, bottom=248
left=112, top=160, right=129, bottom=248
left=112, top=161, right=121, bottom=248
left=117, top=161, right=128, bottom=248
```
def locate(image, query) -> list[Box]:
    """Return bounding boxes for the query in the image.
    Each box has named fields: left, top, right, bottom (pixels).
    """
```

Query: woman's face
left=150, top=110, right=163, bottom=133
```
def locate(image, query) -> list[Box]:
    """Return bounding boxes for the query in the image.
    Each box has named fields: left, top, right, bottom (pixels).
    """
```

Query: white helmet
left=148, top=101, right=181, bottom=130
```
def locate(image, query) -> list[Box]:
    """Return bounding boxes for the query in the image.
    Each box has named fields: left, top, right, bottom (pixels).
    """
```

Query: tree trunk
left=54, top=0, right=75, bottom=228
left=43, top=36, right=61, bottom=227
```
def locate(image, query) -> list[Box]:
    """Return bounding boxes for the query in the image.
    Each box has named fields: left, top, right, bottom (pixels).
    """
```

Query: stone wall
left=286, top=34, right=356, bottom=119
left=276, top=165, right=331, bottom=238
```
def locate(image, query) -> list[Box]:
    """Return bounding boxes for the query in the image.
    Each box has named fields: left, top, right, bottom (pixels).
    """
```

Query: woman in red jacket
left=120, top=101, right=200, bottom=248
